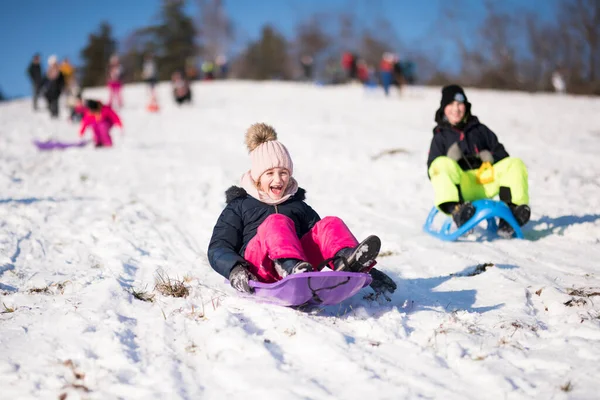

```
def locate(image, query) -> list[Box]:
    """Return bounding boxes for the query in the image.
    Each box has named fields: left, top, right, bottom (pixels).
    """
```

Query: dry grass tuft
left=1, top=303, right=15, bottom=313
left=130, top=287, right=155, bottom=302
left=155, top=271, right=189, bottom=298
left=378, top=250, right=399, bottom=258
left=560, top=381, right=573, bottom=392
left=567, top=288, right=600, bottom=297
left=28, top=286, right=51, bottom=294
left=564, top=298, right=587, bottom=307
left=564, top=287, right=600, bottom=307
left=59, top=359, right=90, bottom=398
left=467, top=263, right=494, bottom=276
left=371, top=148, right=410, bottom=161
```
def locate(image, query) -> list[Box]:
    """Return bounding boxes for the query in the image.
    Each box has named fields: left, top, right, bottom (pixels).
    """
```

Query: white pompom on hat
left=48, top=55, right=57, bottom=65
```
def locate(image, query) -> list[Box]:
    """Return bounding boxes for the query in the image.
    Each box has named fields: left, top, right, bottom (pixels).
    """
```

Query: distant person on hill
left=426, top=85, right=530, bottom=237
left=356, top=59, right=371, bottom=85
left=552, top=69, right=566, bottom=94
left=392, top=54, right=406, bottom=90
left=379, top=53, right=394, bottom=95
left=341, top=51, right=357, bottom=82
left=40, top=55, right=65, bottom=118
left=202, top=60, right=215, bottom=80
left=59, top=58, right=76, bottom=92
left=69, top=91, right=86, bottom=122
left=142, top=53, right=158, bottom=93
left=27, top=53, right=43, bottom=110
left=207, top=123, right=396, bottom=296
left=142, top=53, right=159, bottom=110
left=216, top=54, right=229, bottom=79
left=300, top=55, right=313, bottom=81
left=107, top=54, right=124, bottom=109
left=172, top=70, right=192, bottom=105
left=79, top=99, right=122, bottom=148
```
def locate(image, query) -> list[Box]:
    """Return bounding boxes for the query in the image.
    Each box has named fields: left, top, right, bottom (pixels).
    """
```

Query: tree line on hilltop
left=74, top=0, right=600, bottom=95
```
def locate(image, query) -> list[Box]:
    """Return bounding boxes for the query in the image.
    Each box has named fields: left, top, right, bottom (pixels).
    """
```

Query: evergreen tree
left=0, top=87, right=5, bottom=102
left=80, top=22, right=117, bottom=88
left=155, top=0, right=197, bottom=80
left=239, top=25, right=291, bottom=80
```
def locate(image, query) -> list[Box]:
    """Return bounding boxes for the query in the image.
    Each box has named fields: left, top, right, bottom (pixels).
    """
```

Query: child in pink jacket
left=107, top=54, right=123, bottom=109
left=79, top=100, right=122, bottom=147
left=208, top=123, right=396, bottom=295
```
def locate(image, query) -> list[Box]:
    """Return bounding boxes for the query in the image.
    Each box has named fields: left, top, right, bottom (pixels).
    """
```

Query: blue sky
left=0, top=0, right=556, bottom=97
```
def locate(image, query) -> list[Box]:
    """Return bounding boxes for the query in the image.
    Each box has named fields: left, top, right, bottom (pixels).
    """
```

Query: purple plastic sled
left=247, top=271, right=372, bottom=307
left=33, top=139, right=89, bottom=150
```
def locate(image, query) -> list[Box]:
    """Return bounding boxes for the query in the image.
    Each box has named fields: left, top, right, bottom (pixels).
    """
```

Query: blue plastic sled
left=423, top=199, right=524, bottom=241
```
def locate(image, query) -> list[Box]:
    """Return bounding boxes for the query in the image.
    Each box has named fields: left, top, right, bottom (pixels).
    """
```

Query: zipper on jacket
left=274, top=204, right=279, bottom=214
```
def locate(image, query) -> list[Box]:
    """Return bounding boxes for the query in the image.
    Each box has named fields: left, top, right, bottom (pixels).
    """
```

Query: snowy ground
left=1, top=81, right=600, bottom=399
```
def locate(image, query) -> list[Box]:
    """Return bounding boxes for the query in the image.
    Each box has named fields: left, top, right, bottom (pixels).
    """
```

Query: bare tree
left=338, top=10, right=358, bottom=52
left=294, top=13, right=331, bottom=58
left=196, top=0, right=234, bottom=60
left=557, top=0, right=600, bottom=92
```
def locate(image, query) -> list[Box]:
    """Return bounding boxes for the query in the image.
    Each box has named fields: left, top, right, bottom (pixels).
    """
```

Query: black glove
left=446, top=142, right=463, bottom=162
left=369, top=268, right=397, bottom=295
left=229, top=264, right=257, bottom=293
left=478, top=150, right=493, bottom=163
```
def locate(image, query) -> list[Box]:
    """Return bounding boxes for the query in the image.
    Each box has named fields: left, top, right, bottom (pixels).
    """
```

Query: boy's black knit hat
left=434, top=84, right=471, bottom=123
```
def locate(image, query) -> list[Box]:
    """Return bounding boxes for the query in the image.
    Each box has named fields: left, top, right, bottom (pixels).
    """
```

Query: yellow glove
left=476, top=162, right=494, bottom=184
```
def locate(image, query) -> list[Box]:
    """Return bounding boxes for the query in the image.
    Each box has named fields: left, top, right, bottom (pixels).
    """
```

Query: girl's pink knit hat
left=245, top=123, right=293, bottom=181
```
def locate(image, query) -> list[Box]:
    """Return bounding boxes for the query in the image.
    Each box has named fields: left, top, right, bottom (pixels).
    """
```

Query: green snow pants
left=428, top=156, right=529, bottom=213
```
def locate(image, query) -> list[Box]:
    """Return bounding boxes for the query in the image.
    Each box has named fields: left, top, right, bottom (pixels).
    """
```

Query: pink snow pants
left=108, top=81, right=123, bottom=109
left=91, top=121, right=113, bottom=147
left=244, top=214, right=359, bottom=283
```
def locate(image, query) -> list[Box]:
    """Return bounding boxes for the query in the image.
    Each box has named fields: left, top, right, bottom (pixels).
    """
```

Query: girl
left=79, top=99, right=122, bottom=148
left=107, top=54, right=123, bottom=109
left=208, top=123, right=396, bottom=295
left=426, top=85, right=531, bottom=237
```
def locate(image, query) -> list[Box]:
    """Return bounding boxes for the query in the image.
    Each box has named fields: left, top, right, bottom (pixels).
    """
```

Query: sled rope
left=306, top=276, right=350, bottom=304
left=315, top=255, right=349, bottom=272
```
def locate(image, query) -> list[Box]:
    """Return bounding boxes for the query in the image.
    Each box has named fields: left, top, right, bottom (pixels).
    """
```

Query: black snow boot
left=334, top=235, right=381, bottom=272
left=451, top=202, right=476, bottom=228
left=274, top=258, right=312, bottom=278
left=498, top=204, right=531, bottom=238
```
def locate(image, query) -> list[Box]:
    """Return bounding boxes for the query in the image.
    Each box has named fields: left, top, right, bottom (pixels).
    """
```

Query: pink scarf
left=240, top=171, right=299, bottom=205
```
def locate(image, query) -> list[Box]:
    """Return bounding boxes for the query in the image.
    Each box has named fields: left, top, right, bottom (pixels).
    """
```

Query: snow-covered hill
left=1, top=81, right=599, bottom=399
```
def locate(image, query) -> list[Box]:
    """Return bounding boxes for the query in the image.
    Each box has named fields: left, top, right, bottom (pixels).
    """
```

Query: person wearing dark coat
left=40, top=55, right=65, bottom=118
left=27, top=53, right=43, bottom=110
left=427, top=84, right=530, bottom=237
left=208, top=123, right=396, bottom=295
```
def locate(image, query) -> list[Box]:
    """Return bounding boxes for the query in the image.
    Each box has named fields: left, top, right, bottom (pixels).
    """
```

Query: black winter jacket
left=426, top=115, right=509, bottom=176
left=41, top=72, right=65, bottom=101
left=208, top=186, right=320, bottom=279
left=27, top=62, right=42, bottom=85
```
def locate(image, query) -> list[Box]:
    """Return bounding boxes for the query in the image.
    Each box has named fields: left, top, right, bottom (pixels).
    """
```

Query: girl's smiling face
left=258, top=167, right=290, bottom=200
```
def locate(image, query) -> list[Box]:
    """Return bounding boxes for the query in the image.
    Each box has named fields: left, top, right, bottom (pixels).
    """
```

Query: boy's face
left=444, top=101, right=466, bottom=126
left=258, top=168, right=290, bottom=200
